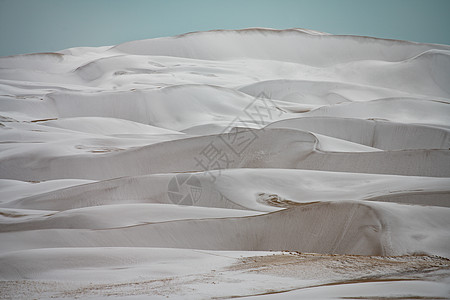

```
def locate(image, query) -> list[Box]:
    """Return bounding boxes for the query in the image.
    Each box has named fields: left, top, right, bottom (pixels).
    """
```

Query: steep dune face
left=6, top=169, right=449, bottom=211
left=48, top=85, right=277, bottom=130
left=2, top=128, right=448, bottom=181
left=267, top=117, right=450, bottom=150
left=239, top=79, right=422, bottom=104
left=1, top=201, right=448, bottom=257
left=0, top=29, right=449, bottom=298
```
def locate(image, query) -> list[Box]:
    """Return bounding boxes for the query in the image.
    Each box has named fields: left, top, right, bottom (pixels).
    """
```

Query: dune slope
left=0, top=28, right=449, bottom=299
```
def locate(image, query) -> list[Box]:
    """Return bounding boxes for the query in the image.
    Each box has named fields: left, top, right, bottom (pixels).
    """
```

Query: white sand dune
left=47, top=84, right=285, bottom=130
left=2, top=128, right=449, bottom=181
left=239, top=79, right=430, bottom=104
left=300, top=97, right=450, bottom=128
left=0, top=178, right=94, bottom=206
left=0, top=28, right=449, bottom=299
left=267, top=117, right=450, bottom=150
left=1, top=201, right=449, bottom=258
left=113, top=28, right=450, bottom=67
left=6, top=169, right=450, bottom=211
left=42, top=117, right=185, bottom=136
left=329, top=49, right=450, bottom=98
left=0, top=203, right=262, bottom=231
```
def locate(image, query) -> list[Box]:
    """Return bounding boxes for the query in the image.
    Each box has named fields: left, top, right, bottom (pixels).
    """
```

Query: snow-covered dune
left=5, top=169, right=450, bottom=211
left=113, top=28, right=450, bottom=66
left=3, top=128, right=449, bottom=181
left=1, top=201, right=449, bottom=258
left=267, top=117, right=450, bottom=150
left=0, top=28, right=449, bottom=299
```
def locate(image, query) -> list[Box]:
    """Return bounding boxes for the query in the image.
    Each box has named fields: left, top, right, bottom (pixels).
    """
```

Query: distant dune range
left=0, top=29, right=449, bottom=299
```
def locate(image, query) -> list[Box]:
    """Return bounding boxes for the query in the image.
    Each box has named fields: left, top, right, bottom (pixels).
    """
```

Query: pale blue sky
left=0, top=0, right=449, bottom=57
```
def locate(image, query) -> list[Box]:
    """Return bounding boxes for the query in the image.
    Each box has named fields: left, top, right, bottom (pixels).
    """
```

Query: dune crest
left=1, top=28, right=449, bottom=299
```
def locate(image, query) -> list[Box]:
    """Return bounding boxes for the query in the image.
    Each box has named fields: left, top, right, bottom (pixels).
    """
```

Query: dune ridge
left=0, top=28, right=449, bottom=299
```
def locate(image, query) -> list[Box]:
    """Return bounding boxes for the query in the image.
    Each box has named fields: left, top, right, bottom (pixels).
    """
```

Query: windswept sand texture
left=0, top=28, right=449, bottom=299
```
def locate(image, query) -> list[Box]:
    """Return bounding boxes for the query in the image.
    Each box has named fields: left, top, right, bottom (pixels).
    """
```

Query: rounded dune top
left=112, top=28, right=450, bottom=67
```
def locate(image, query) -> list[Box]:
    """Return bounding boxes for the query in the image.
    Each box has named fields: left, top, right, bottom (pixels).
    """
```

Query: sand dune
left=1, top=201, right=449, bottom=258
left=301, top=97, right=450, bottom=127
left=239, top=79, right=425, bottom=104
left=113, top=28, right=450, bottom=66
left=6, top=169, right=450, bottom=211
left=48, top=84, right=285, bottom=130
left=0, top=28, right=449, bottom=299
left=42, top=117, right=185, bottom=136
left=267, top=117, right=450, bottom=150
left=0, top=204, right=262, bottom=231
left=2, top=128, right=449, bottom=181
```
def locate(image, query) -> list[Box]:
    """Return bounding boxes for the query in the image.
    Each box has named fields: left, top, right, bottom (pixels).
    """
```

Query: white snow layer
left=0, top=28, right=449, bottom=299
